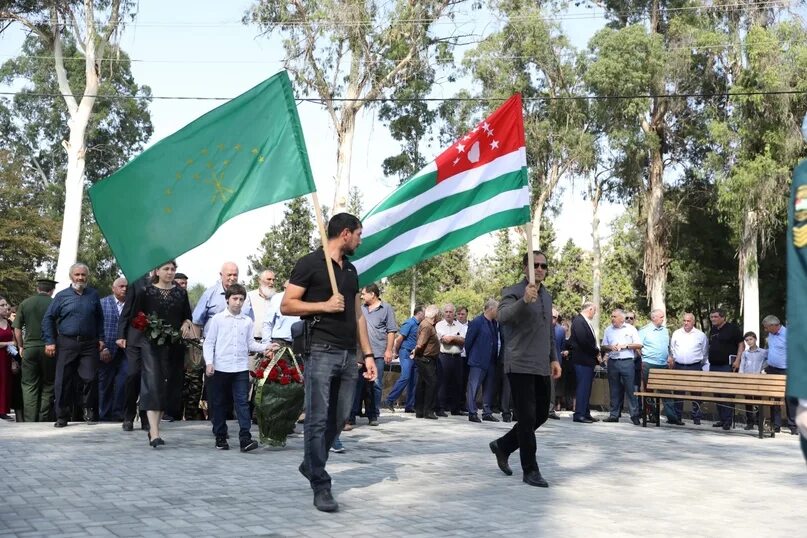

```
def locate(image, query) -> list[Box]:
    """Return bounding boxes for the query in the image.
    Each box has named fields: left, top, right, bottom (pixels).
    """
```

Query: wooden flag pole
left=310, top=191, right=339, bottom=295
left=524, top=221, right=535, bottom=285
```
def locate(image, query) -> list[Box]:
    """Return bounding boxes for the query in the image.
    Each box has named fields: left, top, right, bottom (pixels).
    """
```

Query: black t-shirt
left=289, top=247, right=359, bottom=350
left=708, top=321, right=743, bottom=366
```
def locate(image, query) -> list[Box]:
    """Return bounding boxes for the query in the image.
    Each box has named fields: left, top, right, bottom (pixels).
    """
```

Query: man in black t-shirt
left=708, top=308, right=745, bottom=430
left=282, top=213, right=376, bottom=513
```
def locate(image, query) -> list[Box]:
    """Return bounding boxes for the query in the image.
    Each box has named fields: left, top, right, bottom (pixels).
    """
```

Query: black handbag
left=291, top=316, right=319, bottom=357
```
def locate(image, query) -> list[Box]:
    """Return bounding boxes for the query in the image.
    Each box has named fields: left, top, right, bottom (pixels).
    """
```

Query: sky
left=0, top=1, right=621, bottom=288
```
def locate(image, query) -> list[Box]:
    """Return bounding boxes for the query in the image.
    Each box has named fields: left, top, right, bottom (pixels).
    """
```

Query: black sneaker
left=313, top=489, right=339, bottom=512
left=54, top=418, right=68, bottom=428
left=215, top=437, right=230, bottom=450
left=83, top=409, right=97, bottom=425
left=122, top=421, right=134, bottom=431
left=240, top=439, right=259, bottom=452
left=161, top=415, right=175, bottom=422
left=382, top=401, right=395, bottom=413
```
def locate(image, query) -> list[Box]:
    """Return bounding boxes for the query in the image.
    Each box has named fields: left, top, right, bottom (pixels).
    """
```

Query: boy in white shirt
left=203, top=283, right=270, bottom=451
left=738, top=331, right=768, bottom=430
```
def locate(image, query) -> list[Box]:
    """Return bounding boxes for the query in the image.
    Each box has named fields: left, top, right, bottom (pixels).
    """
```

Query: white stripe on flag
left=363, top=147, right=527, bottom=237
left=354, top=186, right=529, bottom=274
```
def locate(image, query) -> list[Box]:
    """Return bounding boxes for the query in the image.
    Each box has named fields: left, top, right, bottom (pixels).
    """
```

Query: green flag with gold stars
left=89, top=71, right=315, bottom=280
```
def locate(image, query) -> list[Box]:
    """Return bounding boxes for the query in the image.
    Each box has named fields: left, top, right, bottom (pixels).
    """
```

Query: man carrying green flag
left=790, top=116, right=807, bottom=463
left=90, top=71, right=316, bottom=280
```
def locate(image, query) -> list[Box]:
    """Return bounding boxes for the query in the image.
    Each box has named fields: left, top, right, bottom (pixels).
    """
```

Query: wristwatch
left=363, top=353, right=374, bottom=359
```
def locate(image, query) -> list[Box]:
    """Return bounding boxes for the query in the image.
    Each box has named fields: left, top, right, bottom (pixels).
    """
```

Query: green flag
left=89, top=71, right=315, bottom=280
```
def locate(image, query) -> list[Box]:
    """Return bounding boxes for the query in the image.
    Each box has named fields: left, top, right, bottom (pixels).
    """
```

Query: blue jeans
left=573, top=364, right=594, bottom=421
left=97, top=349, right=127, bottom=421
left=386, top=349, right=417, bottom=410
left=467, top=364, right=496, bottom=416
left=302, top=345, right=358, bottom=493
left=607, top=358, right=638, bottom=419
left=208, top=370, right=252, bottom=442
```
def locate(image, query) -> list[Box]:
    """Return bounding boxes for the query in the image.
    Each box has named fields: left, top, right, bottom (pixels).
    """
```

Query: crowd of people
left=0, top=211, right=798, bottom=512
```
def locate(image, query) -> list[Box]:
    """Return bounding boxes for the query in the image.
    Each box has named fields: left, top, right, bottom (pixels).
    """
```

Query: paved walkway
left=0, top=411, right=805, bottom=537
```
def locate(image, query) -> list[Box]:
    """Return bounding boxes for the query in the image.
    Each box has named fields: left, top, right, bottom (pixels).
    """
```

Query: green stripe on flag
left=358, top=207, right=530, bottom=286
left=369, top=168, right=438, bottom=215
left=357, top=168, right=527, bottom=255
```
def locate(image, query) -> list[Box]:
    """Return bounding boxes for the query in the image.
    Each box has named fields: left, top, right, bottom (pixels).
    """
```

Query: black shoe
left=436, top=411, right=448, bottom=417
left=712, top=421, right=724, bottom=428
left=585, top=416, right=600, bottom=423
left=161, top=415, right=175, bottom=422
left=415, top=413, right=424, bottom=418
left=548, top=412, right=560, bottom=420
left=631, top=417, right=641, bottom=426
left=0, top=413, right=13, bottom=421
left=489, top=440, right=513, bottom=476
left=54, top=418, right=68, bottom=428
left=469, top=415, right=482, bottom=423
left=424, top=413, right=438, bottom=420
left=140, top=421, right=150, bottom=431
left=693, top=418, right=701, bottom=425
left=573, top=417, right=594, bottom=424
left=603, top=417, right=619, bottom=423
left=523, top=470, right=549, bottom=488
left=790, top=427, right=799, bottom=435
left=722, top=424, right=731, bottom=431
left=149, top=437, right=164, bottom=448
left=299, top=462, right=311, bottom=481
left=368, top=419, right=379, bottom=426
left=404, top=408, right=415, bottom=413
left=666, top=419, right=685, bottom=426
left=502, top=414, right=512, bottom=423
left=313, top=489, right=339, bottom=512
left=451, top=411, right=468, bottom=416
left=482, top=414, right=499, bottom=423
left=743, top=423, right=755, bottom=431
left=122, top=421, right=134, bottom=431
left=240, top=439, right=259, bottom=452
left=84, top=409, right=97, bottom=425
left=773, top=426, right=781, bottom=433
left=215, top=437, right=230, bottom=450
left=382, top=401, right=395, bottom=413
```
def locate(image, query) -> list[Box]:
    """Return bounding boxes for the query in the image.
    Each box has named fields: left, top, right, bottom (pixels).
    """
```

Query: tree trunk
left=739, top=210, right=759, bottom=335
left=532, top=193, right=546, bottom=250
left=409, top=269, right=417, bottom=316
left=591, top=181, right=602, bottom=334
left=332, top=108, right=357, bottom=213
left=643, top=147, right=666, bottom=312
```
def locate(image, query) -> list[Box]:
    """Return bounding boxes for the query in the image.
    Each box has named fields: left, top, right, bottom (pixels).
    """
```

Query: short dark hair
left=743, top=331, right=757, bottom=340
left=363, top=283, right=380, bottom=297
left=225, top=283, right=247, bottom=299
left=327, top=213, right=362, bottom=239
left=457, top=306, right=468, bottom=313
left=175, top=273, right=188, bottom=280
left=521, top=250, right=547, bottom=266
left=710, top=308, right=726, bottom=318
left=412, top=305, right=424, bottom=316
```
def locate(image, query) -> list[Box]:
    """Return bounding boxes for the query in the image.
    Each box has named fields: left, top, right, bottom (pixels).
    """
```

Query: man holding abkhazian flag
left=89, top=71, right=316, bottom=281
left=352, top=94, right=531, bottom=286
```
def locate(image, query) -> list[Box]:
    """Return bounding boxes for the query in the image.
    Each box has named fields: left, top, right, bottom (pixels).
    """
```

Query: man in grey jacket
left=489, top=250, right=562, bottom=488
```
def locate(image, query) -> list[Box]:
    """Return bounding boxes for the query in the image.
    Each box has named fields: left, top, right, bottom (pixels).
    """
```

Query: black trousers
left=122, top=344, right=149, bottom=424
left=54, top=336, right=99, bottom=420
left=414, top=357, right=438, bottom=416
left=438, top=353, right=464, bottom=413
left=164, top=351, right=185, bottom=419
left=495, top=372, right=551, bottom=474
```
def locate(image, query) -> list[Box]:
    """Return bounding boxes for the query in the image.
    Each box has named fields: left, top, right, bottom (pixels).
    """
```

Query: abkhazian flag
left=89, top=71, right=315, bottom=280
left=353, top=94, right=530, bottom=286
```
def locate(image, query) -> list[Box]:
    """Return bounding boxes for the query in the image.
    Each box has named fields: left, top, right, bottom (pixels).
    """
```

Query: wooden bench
left=634, top=369, right=787, bottom=438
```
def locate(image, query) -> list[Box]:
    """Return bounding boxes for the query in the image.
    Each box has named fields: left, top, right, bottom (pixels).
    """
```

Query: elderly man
left=42, top=263, right=105, bottom=427
left=414, top=305, right=441, bottom=420
left=668, top=312, right=709, bottom=425
left=262, top=280, right=300, bottom=347
left=489, top=251, right=561, bottom=488
left=98, top=277, right=128, bottom=422
left=12, top=278, right=57, bottom=422
left=466, top=299, right=500, bottom=423
left=193, top=262, right=254, bottom=336
left=569, top=302, right=600, bottom=423
left=435, top=303, right=467, bottom=417
left=601, top=309, right=642, bottom=425
left=708, top=308, right=744, bottom=430
left=639, top=309, right=673, bottom=424
left=759, top=315, right=797, bottom=435
left=248, top=269, right=276, bottom=342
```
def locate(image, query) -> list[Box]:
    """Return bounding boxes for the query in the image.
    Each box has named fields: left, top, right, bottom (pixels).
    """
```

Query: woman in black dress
left=120, top=261, right=192, bottom=447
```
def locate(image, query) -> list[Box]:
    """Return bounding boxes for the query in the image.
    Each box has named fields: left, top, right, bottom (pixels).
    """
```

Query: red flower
left=131, top=311, right=148, bottom=331
left=259, top=359, right=270, bottom=369
left=268, top=368, right=280, bottom=381
left=249, top=370, right=258, bottom=378
left=280, top=375, right=291, bottom=385
left=292, top=372, right=302, bottom=383
left=277, top=359, right=288, bottom=370
left=254, top=368, right=265, bottom=379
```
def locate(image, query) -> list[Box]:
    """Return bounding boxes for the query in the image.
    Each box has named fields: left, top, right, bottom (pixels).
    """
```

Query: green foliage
left=186, top=283, right=207, bottom=310
left=248, top=197, right=315, bottom=285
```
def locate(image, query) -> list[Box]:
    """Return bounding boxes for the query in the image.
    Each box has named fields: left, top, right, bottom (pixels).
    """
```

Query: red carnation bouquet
left=252, top=348, right=305, bottom=447
left=131, top=311, right=201, bottom=349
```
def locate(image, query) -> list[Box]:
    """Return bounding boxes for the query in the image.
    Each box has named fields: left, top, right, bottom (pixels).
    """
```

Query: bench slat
left=634, top=392, right=782, bottom=406
left=648, top=373, right=786, bottom=385
left=645, top=381, right=786, bottom=396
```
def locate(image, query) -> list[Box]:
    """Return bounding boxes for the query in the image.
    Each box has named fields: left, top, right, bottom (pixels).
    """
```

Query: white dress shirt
left=261, top=292, right=300, bottom=343
left=670, top=327, right=709, bottom=365
left=601, top=324, right=641, bottom=359
left=435, top=319, right=467, bottom=354
left=203, top=309, right=267, bottom=373
left=247, top=287, right=275, bottom=339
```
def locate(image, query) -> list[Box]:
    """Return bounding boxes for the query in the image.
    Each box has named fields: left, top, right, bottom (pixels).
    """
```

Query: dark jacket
left=465, top=314, right=500, bottom=370
left=498, top=279, right=558, bottom=376
left=568, top=314, right=599, bottom=367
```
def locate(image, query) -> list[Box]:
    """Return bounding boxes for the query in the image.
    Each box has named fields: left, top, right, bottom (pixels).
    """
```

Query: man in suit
left=465, top=299, right=500, bottom=423
left=118, top=273, right=152, bottom=432
left=98, top=277, right=128, bottom=422
left=488, top=251, right=561, bottom=488
left=569, top=302, right=600, bottom=423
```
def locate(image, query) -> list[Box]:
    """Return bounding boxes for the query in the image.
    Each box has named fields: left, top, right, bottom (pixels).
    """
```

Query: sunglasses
left=626, top=316, right=635, bottom=320
left=533, top=263, right=548, bottom=270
